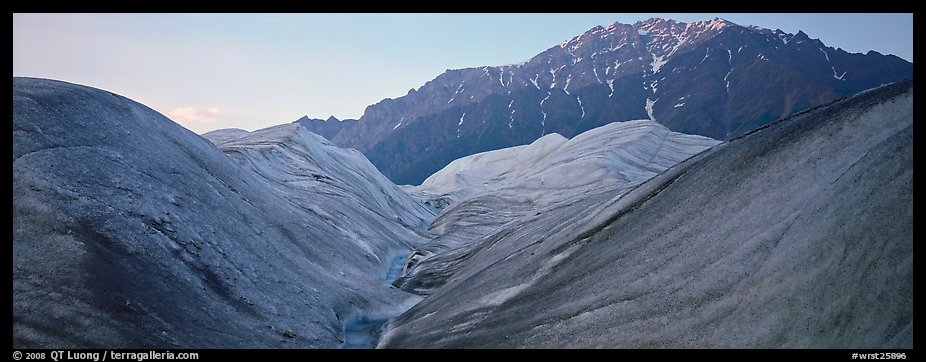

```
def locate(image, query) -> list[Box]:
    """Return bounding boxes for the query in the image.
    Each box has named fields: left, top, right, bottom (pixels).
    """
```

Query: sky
left=13, top=13, right=913, bottom=134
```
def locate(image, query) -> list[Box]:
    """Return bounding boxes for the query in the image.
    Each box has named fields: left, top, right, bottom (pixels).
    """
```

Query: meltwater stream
left=341, top=254, right=412, bottom=348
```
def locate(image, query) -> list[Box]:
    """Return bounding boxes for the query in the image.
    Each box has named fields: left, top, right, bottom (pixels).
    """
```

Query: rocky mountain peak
left=793, top=30, right=812, bottom=42
left=632, top=18, right=739, bottom=72
left=306, top=17, right=912, bottom=185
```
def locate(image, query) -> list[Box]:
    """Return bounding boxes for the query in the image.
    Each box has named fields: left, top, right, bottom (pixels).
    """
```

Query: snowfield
left=398, top=120, right=720, bottom=295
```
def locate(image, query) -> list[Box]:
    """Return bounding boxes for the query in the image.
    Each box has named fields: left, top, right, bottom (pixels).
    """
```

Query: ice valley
left=12, top=78, right=912, bottom=348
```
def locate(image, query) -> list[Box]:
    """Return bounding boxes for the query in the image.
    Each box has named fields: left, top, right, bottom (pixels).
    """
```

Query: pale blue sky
left=13, top=13, right=913, bottom=133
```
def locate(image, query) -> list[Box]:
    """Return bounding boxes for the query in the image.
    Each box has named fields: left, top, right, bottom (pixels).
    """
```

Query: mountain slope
left=380, top=81, right=913, bottom=348
left=313, top=17, right=912, bottom=185
left=12, top=78, right=431, bottom=348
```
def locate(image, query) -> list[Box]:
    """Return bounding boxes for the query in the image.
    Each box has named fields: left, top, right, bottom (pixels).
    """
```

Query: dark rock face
left=314, top=18, right=912, bottom=185
left=379, top=81, right=913, bottom=348
left=293, top=115, right=358, bottom=141
left=12, top=78, right=430, bottom=348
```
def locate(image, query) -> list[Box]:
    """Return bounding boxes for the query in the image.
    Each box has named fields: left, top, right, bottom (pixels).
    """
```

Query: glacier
left=13, top=78, right=433, bottom=348
left=12, top=77, right=912, bottom=349
left=380, top=81, right=913, bottom=348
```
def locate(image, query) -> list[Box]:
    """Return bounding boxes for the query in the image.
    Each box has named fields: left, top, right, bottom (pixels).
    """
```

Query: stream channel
left=341, top=253, right=412, bottom=348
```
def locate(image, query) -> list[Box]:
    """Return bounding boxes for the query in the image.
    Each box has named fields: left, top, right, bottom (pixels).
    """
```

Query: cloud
left=168, top=107, right=222, bottom=125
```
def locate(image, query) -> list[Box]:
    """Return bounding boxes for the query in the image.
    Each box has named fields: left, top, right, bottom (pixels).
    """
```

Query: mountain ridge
left=295, top=17, right=912, bottom=185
